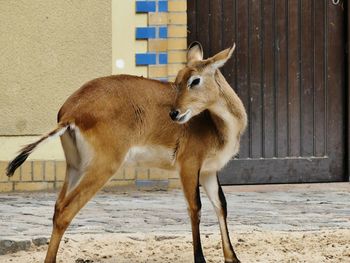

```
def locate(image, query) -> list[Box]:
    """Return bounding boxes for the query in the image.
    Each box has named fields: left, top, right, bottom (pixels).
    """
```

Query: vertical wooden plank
left=250, top=0, right=263, bottom=158
left=348, top=0, right=350, bottom=181
left=262, top=0, right=275, bottom=158
left=189, top=0, right=347, bottom=184
left=314, top=0, right=326, bottom=157
left=209, top=0, right=222, bottom=55
left=327, top=0, right=345, bottom=176
left=187, top=0, right=197, bottom=44
left=275, top=0, right=288, bottom=157
left=221, top=0, right=236, bottom=93
left=236, top=0, right=250, bottom=158
left=197, top=0, right=210, bottom=56
left=300, top=0, right=314, bottom=156
left=287, top=0, right=301, bottom=157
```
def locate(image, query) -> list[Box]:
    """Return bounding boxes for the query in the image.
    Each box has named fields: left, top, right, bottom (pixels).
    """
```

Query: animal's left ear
left=187, top=41, right=203, bottom=65
left=208, top=43, right=236, bottom=70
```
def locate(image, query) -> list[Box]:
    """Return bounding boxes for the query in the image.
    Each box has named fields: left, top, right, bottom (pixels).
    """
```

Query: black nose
left=169, top=110, right=179, bottom=121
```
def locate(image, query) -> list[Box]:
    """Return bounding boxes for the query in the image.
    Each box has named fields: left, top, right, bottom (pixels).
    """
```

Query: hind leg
left=44, top=131, right=127, bottom=263
left=45, top=156, right=124, bottom=263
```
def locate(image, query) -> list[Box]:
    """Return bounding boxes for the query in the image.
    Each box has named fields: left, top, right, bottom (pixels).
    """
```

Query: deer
left=6, top=42, right=247, bottom=263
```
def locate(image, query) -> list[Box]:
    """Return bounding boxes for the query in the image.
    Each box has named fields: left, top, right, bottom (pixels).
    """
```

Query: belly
left=124, top=146, right=176, bottom=170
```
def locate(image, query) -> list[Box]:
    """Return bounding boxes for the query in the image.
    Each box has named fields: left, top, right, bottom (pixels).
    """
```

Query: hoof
left=225, top=259, right=241, bottom=263
left=195, top=255, right=206, bottom=263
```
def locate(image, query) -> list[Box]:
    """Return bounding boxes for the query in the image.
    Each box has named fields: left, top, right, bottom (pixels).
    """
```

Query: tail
left=6, top=124, right=69, bottom=177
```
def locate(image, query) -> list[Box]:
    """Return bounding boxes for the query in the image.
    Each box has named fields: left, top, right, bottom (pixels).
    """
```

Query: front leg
left=180, top=163, right=206, bottom=263
left=200, top=171, right=240, bottom=263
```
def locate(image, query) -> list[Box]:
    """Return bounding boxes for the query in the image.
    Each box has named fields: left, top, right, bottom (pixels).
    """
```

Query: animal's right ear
left=187, top=41, right=203, bottom=65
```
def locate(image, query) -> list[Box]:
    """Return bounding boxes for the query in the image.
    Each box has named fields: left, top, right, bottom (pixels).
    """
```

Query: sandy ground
left=1, top=229, right=350, bottom=263
left=1, top=185, right=349, bottom=262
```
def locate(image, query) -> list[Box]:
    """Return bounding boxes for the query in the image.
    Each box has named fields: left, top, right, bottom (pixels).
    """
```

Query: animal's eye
left=190, top=78, right=201, bottom=88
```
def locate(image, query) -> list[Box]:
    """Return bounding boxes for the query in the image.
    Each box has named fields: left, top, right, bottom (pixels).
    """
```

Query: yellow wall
left=0, top=137, right=65, bottom=161
left=0, top=0, right=149, bottom=161
left=0, top=0, right=112, bottom=136
left=0, top=1, right=186, bottom=192
left=112, top=0, right=147, bottom=76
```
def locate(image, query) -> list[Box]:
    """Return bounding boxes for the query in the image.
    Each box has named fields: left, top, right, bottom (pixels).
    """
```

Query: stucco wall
left=0, top=1, right=185, bottom=192
left=0, top=0, right=112, bottom=135
left=112, top=0, right=147, bottom=76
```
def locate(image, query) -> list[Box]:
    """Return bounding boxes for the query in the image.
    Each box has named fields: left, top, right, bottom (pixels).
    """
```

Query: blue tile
left=159, top=27, right=168, bottom=38
left=136, top=53, right=157, bottom=65
left=136, top=27, right=156, bottom=39
left=159, top=53, right=168, bottom=64
left=158, top=1, right=168, bottom=12
left=136, top=1, right=156, bottom=12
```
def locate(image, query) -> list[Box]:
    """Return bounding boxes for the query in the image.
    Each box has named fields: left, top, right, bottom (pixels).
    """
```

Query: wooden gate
left=188, top=0, right=347, bottom=184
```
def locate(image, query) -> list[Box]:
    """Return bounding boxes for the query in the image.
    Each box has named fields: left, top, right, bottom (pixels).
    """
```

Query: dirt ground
left=2, top=229, right=350, bottom=263
left=1, top=184, right=349, bottom=262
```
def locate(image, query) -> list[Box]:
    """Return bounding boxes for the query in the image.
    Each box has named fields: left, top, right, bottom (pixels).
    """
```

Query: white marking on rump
left=66, top=125, right=94, bottom=194
left=74, top=127, right=93, bottom=169
left=124, top=146, right=176, bottom=170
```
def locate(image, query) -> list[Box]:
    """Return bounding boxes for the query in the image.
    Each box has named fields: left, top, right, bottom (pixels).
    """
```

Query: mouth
left=177, top=109, right=192, bottom=124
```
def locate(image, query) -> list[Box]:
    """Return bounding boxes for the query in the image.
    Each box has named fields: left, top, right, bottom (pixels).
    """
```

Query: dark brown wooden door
left=188, top=0, right=347, bottom=184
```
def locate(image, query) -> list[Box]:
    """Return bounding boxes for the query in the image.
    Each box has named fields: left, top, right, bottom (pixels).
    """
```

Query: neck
left=208, top=99, right=235, bottom=147
left=208, top=71, right=247, bottom=143
left=203, top=84, right=246, bottom=171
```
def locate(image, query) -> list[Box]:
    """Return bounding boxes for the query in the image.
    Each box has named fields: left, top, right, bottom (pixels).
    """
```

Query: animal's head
left=169, top=41, right=235, bottom=124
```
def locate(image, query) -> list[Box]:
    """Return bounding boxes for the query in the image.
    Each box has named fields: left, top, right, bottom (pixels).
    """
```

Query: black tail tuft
left=6, top=139, right=44, bottom=177
left=6, top=125, right=68, bottom=177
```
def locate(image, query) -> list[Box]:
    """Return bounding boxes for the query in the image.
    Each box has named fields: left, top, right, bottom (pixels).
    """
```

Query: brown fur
left=7, top=42, right=246, bottom=263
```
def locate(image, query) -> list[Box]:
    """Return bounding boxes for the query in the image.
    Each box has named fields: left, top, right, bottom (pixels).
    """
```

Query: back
left=58, top=75, right=181, bottom=146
